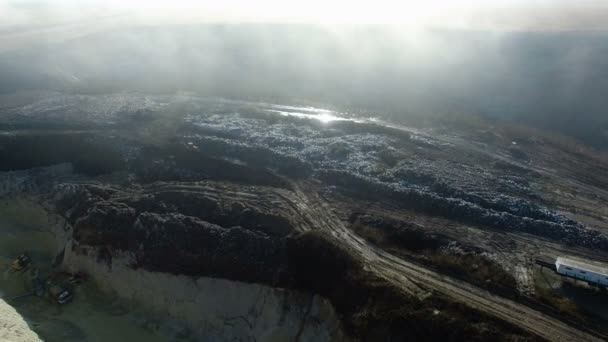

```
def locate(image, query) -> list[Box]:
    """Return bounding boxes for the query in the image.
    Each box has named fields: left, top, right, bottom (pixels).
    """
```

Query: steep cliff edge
left=62, top=249, right=345, bottom=342
left=45, top=181, right=348, bottom=341
left=48, top=180, right=536, bottom=341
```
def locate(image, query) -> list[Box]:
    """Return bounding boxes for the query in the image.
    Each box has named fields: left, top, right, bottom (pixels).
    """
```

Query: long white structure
left=555, top=257, right=608, bottom=287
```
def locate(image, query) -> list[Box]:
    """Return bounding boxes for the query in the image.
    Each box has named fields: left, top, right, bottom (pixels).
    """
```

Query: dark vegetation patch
left=534, top=285, right=582, bottom=320
left=189, top=136, right=313, bottom=178
left=532, top=273, right=608, bottom=334
left=0, top=133, right=125, bottom=176
left=131, top=213, right=288, bottom=282
left=59, top=183, right=295, bottom=282
left=349, top=212, right=448, bottom=252
left=72, top=207, right=290, bottom=283
left=429, top=254, right=518, bottom=296
left=349, top=213, right=518, bottom=296
left=125, top=190, right=295, bottom=237
left=132, top=143, right=291, bottom=188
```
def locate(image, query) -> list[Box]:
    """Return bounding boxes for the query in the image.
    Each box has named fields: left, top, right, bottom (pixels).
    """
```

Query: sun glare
left=77, top=0, right=507, bottom=27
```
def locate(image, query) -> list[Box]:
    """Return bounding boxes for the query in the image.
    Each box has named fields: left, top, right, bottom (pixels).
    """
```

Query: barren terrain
left=1, top=93, right=607, bottom=341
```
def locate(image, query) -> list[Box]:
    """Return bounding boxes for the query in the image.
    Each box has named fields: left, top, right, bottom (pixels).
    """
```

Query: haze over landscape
left=1, top=1, right=608, bottom=342
left=1, top=0, right=608, bottom=147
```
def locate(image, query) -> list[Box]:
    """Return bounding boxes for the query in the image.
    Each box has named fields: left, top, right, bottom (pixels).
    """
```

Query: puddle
left=0, top=199, right=186, bottom=342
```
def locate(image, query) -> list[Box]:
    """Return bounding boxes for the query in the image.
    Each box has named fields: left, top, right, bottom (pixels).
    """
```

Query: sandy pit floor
left=0, top=199, right=188, bottom=342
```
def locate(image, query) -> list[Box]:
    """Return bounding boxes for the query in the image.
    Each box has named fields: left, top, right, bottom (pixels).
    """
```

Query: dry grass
left=534, top=286, right=583, bottom=320
left=350, top=215, right=518, bottom=295
left=429, top=253, right=518, bottom=296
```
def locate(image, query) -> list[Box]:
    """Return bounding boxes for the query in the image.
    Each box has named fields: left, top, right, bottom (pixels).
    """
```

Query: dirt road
left=297, top=184, right=605, bottom=342
left=73, top=180, right=606, bottom=341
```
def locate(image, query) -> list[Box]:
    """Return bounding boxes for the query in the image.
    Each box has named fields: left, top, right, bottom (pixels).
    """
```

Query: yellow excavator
left=6, top=253, right=78, bottom=305
left=9, top=253, right=31, bottom=274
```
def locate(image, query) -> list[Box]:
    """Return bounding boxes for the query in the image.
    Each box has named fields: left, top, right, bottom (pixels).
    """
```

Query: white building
left=555, top=257, right=608, bottom=287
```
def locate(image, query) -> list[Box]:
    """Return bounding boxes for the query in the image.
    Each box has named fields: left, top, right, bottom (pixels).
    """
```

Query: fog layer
left=0, top=21, right=607, bottom=148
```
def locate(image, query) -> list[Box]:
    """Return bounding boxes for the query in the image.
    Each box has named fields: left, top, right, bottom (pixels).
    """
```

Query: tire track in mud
left=139, top=182, right=316, bottom=232
left=296, top=184, right=604, bottom=342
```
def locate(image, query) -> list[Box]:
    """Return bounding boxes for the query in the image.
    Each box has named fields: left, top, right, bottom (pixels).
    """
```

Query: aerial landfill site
left=0, top=94, right=606, bottom=341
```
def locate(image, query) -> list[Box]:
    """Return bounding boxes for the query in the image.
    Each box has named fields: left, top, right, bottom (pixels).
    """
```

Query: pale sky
left=1, top=0, right=608, bottom=53
left=1, top=0, right=608, bottom=30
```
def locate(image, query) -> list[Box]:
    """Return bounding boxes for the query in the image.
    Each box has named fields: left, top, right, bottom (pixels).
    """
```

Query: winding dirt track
left=94, top=180, right=604, bottom=341
left=294, top=184, right=605, bottom=342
